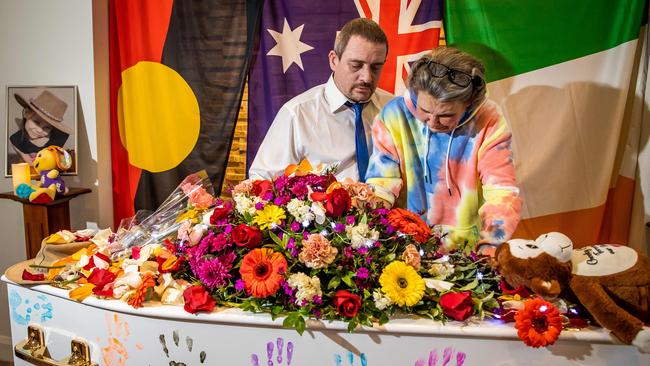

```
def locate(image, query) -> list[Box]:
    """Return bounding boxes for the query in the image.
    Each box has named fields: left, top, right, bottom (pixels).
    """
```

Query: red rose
left=439, top=291, right=474, bottom=321
left=325, top=188, right=351, bottom=217
left=87, top=268, right=117, bottom=288
left=333, top=290, right=361, bottom=318
left=183, top=285, right=216, bottom=314
left=232, top=224, right=263, bottom=249
left=210, top=203, right=233, bottom=224
left=252, top=180, right=274, bottom=198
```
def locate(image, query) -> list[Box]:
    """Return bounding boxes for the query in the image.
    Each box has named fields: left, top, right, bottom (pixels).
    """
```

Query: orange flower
left=514, top=298, right=562, bottom=348
left=387, top=208, right=430, bottom=243
left=127, top=273, right=156, bottom=309
left=239, top=248, right=287, bottom=298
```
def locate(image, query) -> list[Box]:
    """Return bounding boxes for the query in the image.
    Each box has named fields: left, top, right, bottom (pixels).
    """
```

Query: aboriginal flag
left=109, top=0, right=263, bottom=225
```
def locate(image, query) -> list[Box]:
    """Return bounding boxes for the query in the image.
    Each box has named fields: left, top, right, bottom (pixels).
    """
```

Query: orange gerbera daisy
left=387, top=208, right=430, bottom=243
left=239, top=248, right=287, bottom=298
left=514, top=298, right=563, bottom=348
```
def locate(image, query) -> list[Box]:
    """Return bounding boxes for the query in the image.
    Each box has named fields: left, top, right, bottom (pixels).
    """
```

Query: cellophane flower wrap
left=110, top=170, right=217, bottom=256
left=56, top=164, right=506, bottom=334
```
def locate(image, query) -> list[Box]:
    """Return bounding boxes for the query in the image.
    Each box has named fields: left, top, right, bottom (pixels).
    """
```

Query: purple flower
left=373, top=208, right=389, bottom=215
left=281, top=280, right=294, bottom=296
left=200, top=231, right=232, bottom=253
left=365, top=256, right=373, bottom=264
left=343, top=247, right=354, bottom=258
left=346, top=215, right=356, bottom=225
left=274, top=175, right=289, bottom=191
left=302, top=232, right=310, bottom=240
left=235, top=279, right=245, bottom=291
left=194, top=251, right=236, bottom=290
left=379, top=217, right=389, bottom=226
left=255, top=202, right=265, bottom=210
left=469, top=251, right=479, bottom=261
left=290, top=221, right=301, bottom=232
left=312, top=308, right=322, bottom=318
left=263, top=191, right=274, bottom=201
left=334, top=223, right=346, bottom=233
left=356, top=267, right=369, bottom=279
left=357, top=247, right=368, bottom=255
left=312, top=295, right=322, bottom=305
left=385, top=225, right=395, bottom=235
left=273, top=194, right=290, bottom=206
left=289, top=181, right=308, bottom=198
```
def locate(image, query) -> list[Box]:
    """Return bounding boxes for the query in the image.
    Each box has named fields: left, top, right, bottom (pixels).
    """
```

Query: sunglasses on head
left=425, top=60, right=480, bottom=88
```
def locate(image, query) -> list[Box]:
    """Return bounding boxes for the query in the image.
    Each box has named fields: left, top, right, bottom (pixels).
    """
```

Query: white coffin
left=4, top=276, right=649, bottom=366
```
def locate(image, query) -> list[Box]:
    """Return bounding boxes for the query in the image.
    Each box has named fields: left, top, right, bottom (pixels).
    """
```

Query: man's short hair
left=334, top=18, right=388, bottom=57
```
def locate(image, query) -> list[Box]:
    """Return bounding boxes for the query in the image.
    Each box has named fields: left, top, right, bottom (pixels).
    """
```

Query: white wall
left=0, top=0, right=111, bottom=360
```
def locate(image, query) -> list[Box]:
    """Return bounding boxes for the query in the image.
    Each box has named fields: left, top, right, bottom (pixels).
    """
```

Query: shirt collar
left=325, top=74, right=383, bottom=113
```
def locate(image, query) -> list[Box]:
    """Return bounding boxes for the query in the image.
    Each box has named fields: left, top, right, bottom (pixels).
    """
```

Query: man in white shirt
left=249, top=18, right=393, bottom=181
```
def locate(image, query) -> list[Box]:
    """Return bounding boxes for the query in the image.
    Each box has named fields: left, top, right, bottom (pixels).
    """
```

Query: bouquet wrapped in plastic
left=110, top=170, right=217, bottom=256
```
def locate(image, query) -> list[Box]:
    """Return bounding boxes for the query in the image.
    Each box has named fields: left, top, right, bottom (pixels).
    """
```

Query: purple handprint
left=414, top=347, right=466, bottom=366
left=251, top=337, right=294, bottom=366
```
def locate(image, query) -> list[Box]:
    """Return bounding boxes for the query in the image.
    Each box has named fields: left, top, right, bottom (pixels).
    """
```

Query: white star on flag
left=266, top=18, right=314, bottom=73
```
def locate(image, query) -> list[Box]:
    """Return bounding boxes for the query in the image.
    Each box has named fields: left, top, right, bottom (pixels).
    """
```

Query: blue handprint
left=334, top=351, right=367, bottom=366
left=9, top=290, right=53, bottom=326
left=251, top=337, right=294, bottom=366
left=414, top=347, right=466, bottom=366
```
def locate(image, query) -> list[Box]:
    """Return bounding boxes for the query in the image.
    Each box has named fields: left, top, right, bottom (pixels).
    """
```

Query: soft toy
left=16, top=146, right=71, bottom=203
left=495, top=232, right=650, bottom=353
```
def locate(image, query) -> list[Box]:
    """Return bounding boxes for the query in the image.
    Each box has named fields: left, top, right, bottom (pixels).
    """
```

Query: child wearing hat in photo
left=9, top=90, right=71, bottom=165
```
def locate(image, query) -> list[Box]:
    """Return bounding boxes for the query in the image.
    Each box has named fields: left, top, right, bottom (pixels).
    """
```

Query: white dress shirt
left=249, top=75, right=393, bottom=181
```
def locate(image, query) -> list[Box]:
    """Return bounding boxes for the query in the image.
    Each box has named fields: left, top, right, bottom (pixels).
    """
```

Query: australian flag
left=246, top=0, right=442, bottom=171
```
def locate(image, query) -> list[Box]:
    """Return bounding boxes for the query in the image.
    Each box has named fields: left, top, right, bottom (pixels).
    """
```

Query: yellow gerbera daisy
left=253, top=204, right=286, bottom=230
left=379, top=261, right=425, bottom=307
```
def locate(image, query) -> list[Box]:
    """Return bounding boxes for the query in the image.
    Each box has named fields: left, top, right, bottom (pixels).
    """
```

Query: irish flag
left=444, top=0, right=647, bottom=247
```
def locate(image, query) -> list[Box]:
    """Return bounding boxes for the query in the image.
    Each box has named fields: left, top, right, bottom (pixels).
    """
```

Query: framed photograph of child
left=4, top=85, right=78, bottom=176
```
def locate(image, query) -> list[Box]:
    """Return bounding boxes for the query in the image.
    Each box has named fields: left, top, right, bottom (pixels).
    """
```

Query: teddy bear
left=494, top=232, right=650, bottom=353
left=16, top=146, right=72, bottom=203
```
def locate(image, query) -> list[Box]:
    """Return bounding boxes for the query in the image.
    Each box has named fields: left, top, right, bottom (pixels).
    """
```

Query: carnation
left=286, top=198, right=315, bottom=223
left=427, top=260, right=455, bottom=279
left=310, top=201, right=327, bottom=225
left=373, top=290, right=393, bottom=310
left=287, top=273, right=322, bottom=305
left=299, top=234, right=338, bottom=269
left=345, top=223, right=379, bottom=249
left=231, top=179, right=254, bottom=195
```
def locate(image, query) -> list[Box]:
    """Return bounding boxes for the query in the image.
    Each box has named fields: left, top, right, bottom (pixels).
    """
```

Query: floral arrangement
left=36, top=163, right=588, bottom=346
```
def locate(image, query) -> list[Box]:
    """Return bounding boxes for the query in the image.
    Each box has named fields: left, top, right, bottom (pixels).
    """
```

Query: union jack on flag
left=247, top=0, right=442, bottom=168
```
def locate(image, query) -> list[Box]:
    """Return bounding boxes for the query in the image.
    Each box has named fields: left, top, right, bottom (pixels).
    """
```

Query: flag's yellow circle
left=117, top=61, right=200, bottom=172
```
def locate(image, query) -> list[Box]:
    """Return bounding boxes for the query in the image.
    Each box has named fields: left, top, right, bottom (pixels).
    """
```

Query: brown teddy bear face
left=495, top=242, right=572, bottom=298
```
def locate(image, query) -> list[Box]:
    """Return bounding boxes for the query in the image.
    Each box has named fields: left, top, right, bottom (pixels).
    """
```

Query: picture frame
left=4, top=85, right=78, bottom=176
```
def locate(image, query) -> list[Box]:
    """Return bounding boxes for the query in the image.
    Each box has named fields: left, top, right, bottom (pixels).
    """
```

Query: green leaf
left=342, top=273, right=355, bottom=287
left=459, top=277, right=478, bottom=291
left=328, top=277, right=341, bottom=289
left=269, top=231, right=283, bottom=247
left=295, top=315, right=306, bottom=335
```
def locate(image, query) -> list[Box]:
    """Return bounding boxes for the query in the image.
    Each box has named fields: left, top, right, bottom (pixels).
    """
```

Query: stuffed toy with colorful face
left=495, top=232, right=650, bottom=353
left=16, top=146, right=72, bottom=203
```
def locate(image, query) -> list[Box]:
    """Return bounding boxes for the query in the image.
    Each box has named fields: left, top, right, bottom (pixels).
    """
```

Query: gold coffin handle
left=14, top=324, right=98, bottom=366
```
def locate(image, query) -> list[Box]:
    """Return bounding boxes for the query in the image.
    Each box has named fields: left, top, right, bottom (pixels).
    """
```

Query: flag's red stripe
left=109, top=0, right=174, bottom=226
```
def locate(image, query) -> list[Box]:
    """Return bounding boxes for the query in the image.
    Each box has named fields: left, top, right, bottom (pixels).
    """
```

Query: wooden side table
left=0, top=187, right=91, bottom=259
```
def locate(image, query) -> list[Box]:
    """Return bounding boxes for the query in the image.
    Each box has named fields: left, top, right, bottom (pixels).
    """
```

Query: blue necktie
left=346, top=101, right=369, bottom=182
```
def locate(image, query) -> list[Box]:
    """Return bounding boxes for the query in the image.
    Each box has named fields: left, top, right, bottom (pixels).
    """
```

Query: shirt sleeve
left=365, top=113, right=403, bottom=205
left=476, top=114, right=522, bottom=245
left=248, top=105, right=300, bottom=180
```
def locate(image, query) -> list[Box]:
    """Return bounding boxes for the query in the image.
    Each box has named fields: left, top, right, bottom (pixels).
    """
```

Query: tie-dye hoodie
left=366, top=90, right=522, bottom=250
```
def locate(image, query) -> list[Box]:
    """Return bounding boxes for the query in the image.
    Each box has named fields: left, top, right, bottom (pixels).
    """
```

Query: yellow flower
left=379, top=261, right=425, bottom=307
left=253, top=204, right=286, bottom=230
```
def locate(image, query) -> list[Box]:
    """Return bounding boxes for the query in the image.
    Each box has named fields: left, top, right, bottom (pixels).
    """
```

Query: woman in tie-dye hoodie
left=366, top=47, right=522, bottom=255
